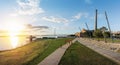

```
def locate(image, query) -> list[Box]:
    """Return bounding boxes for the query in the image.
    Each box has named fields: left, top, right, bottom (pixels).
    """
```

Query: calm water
left=0, top=36, right=28, bottom=51
left=0, top=35, right=61, bottom=51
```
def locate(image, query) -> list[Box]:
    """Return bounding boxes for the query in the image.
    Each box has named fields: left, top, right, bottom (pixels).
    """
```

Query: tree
left=102, top=31, right=110, bottom=43
left=103, top=31, right=110, bottom=38
left=83, top=31, right=89, bottom=37
left=99, top=26, right=108, bottom=32
left=93, top=29, right=103, bottom=38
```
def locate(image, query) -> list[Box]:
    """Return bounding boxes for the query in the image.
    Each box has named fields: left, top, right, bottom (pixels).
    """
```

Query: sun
left=5, top=22, right=25, bottom=48
left=5, top=22, right=24, bottom=32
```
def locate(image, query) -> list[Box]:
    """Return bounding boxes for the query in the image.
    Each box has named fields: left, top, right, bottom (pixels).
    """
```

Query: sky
left=0, top=0, right=120, bottom=35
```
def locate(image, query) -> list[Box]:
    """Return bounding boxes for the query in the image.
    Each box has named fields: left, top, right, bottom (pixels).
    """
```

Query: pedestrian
left=29, top=35, right=33, bottom=42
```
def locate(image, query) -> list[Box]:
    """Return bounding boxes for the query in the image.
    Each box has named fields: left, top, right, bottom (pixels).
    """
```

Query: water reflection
left=0, top=36, right=28, bottom=51
left=10, top=35, right=19, bottom=48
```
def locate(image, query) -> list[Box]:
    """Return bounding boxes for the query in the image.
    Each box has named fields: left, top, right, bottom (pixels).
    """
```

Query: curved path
left=38, top=38, right=120, bottom=65
left=38, top=39, right=76, bottom=65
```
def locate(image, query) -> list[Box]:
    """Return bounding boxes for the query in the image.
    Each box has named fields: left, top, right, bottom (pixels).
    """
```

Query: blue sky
left=0, top=0, right=120, bottom=35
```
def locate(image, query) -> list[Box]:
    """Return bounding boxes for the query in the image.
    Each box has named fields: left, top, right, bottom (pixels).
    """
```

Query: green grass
left=59, top=41, right=119, bottom=65
left=0, top=38, right=73, bottom=65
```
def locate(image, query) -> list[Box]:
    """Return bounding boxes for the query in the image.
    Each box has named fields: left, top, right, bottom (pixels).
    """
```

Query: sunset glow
left=5, top=22, right=25, bottom=48
left=5, top=22, right=24, bottom=32
left=10, top=35, right=19, bottom=48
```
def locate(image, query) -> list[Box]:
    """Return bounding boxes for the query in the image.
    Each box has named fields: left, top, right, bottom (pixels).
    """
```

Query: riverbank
left=0, top=38, right=73, bottom=65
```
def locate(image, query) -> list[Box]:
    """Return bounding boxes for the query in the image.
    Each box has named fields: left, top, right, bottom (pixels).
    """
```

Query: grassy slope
left=0, top=38, right=73, bottom=65
left=90, top=38, right=120, bottom=53
left=59, top=42, right=119, bottom=65
left=93, top=38, right=120, bottom=43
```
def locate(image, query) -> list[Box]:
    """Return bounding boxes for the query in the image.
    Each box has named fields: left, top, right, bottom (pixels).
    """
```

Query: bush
left=93, top=30, right=103, bottom=38
left=103, top=31, right=110, bottom=38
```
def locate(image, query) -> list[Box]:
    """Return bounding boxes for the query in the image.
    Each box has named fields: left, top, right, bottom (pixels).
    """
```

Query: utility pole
left=54, top=28, right=56, bottom=36
left=105, top=11, right=113, bottom=43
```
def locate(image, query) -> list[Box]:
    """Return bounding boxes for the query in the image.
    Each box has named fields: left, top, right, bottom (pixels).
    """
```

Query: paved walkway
left=38, top=39, right=76, bottom=65
left=77, top=38, right=120, bottom=65
left=37, top=38, right=120, bottom=65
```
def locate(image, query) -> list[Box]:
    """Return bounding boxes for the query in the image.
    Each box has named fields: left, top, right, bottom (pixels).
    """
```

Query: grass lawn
left=0, top=38, right=73, bottom=65
left=59, top=41, right=119, bottom=65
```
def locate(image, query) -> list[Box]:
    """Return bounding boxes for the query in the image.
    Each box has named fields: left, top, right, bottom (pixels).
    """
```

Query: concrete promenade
left=77, top=38, right=120, bottom=65
left=38, top=38, right=120, bottom=65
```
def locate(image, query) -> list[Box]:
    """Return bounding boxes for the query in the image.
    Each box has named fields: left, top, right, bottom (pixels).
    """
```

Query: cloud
left=26, top=24, right=49, bottom=29
left=42, top=16, right=69, bottom=23
left=41, top=13, right=89, bottom=23
left=32, top=26, right=49, bottom=29
left=16, top=0, right=44, bottom=15
left=85, top=0, right=92, bottom=4
left=73, top=12, right=89, bottom=20
left=74, top=13, right=82, bottom=19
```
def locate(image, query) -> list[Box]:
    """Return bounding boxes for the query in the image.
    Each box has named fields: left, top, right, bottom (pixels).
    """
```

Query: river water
left=0, top=35, right=61, bottom=51
left=0, top=36, right=28, bottom=51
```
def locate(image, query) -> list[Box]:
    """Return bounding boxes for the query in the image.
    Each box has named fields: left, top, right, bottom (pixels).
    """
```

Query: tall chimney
left=95, top=9, right=98, bottom=31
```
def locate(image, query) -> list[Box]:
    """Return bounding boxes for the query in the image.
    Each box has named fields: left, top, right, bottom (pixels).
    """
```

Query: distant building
left=75, top=29, right=86, bottom=37
left=75, top=32, right=80, bottom=37
left=75, top=29, right=93, bottom=37
left=75, top=9, right=98, bottom=37
left=112, top=31, right=120, bottom=38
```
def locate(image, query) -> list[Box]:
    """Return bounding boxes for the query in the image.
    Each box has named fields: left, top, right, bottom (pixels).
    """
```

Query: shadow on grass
left=59, top=41, right=119, bottom=65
